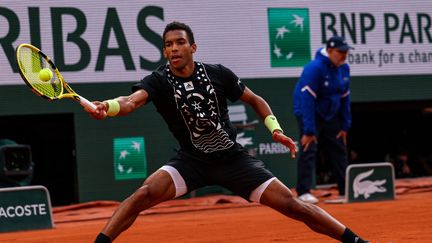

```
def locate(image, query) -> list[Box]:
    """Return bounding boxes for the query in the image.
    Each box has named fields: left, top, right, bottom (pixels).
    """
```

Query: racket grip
left=78, top=95, right=97, bottom=111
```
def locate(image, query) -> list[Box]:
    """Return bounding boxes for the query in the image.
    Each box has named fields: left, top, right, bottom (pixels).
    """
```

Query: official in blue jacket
left=293, top=36, right=353, bottom=204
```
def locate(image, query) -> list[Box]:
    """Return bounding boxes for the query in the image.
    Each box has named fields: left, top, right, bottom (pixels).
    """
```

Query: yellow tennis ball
left=39, top=68, right=53, bottom=82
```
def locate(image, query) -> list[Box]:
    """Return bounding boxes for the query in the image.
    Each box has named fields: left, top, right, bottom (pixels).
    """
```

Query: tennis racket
left=16, top=43, right=96, bottom=111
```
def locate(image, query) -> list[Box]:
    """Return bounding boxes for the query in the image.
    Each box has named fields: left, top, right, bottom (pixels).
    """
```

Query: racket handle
left=78, top=95, right=97, bottom=111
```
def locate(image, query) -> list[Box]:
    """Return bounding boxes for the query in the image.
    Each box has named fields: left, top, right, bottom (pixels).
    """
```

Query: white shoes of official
left=298, top=193, right=319, bottom=204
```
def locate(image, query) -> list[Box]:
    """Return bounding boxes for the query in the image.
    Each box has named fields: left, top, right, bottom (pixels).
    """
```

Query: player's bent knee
left=133, top=185, right=151, bottom=202
left=284, top=197, right=316, bottom=221
left=132, top=184, right=165, bottom=209
left=285, top=197, right=302, bottom=212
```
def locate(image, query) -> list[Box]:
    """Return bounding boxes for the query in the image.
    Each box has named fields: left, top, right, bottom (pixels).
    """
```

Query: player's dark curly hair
left=163, top=21, right=195, bottom=45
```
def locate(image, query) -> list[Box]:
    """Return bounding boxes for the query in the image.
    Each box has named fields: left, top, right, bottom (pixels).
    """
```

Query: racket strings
left=18, top=47, right=63, bottom=98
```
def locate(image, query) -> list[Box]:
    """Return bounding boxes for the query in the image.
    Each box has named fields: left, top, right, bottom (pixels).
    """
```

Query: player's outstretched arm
left=85, top=89, right=149, bottom=120
left=239, top=87, right=297, bottom=158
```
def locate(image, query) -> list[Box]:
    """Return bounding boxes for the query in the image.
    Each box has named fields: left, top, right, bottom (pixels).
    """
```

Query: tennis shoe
left=298, top=193, right=319, bottom=204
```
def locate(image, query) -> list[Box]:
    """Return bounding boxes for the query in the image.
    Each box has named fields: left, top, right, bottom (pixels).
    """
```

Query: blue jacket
left=293, top=48, right=351, bottom=135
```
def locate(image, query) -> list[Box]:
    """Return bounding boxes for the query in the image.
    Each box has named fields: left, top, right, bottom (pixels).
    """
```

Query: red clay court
left=1, top=177, right=432, bottom=243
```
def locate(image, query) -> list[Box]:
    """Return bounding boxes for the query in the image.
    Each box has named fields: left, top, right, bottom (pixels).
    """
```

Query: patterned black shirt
left=132, top=62, right=246, bottom=156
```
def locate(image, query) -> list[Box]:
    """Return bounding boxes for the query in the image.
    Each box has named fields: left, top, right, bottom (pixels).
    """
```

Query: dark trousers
left=296, top=116, right=348, bottom=196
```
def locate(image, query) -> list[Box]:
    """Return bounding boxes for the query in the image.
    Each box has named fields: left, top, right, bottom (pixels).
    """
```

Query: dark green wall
left=1, top=74, right=431, bottom=203
left=350, top=75, right=432, bottom=102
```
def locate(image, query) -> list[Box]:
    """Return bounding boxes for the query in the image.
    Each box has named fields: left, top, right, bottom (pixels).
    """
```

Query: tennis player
left=87, top=21, right=370, bottom=243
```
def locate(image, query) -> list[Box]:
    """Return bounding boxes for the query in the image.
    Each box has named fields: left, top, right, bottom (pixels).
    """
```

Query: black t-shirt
left=132, top=62, right=246, bottom=157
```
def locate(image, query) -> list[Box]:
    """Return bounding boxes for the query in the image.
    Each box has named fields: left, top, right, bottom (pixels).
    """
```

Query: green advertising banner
left=113, top=137, right=147, bottom=180
left=0, top=186, right=54, bottom=232
left=267, top=8, right=311, bottom=67
left=346, top=162, right=395, bottom=203
left=1, top=1, right=432, bottom=85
